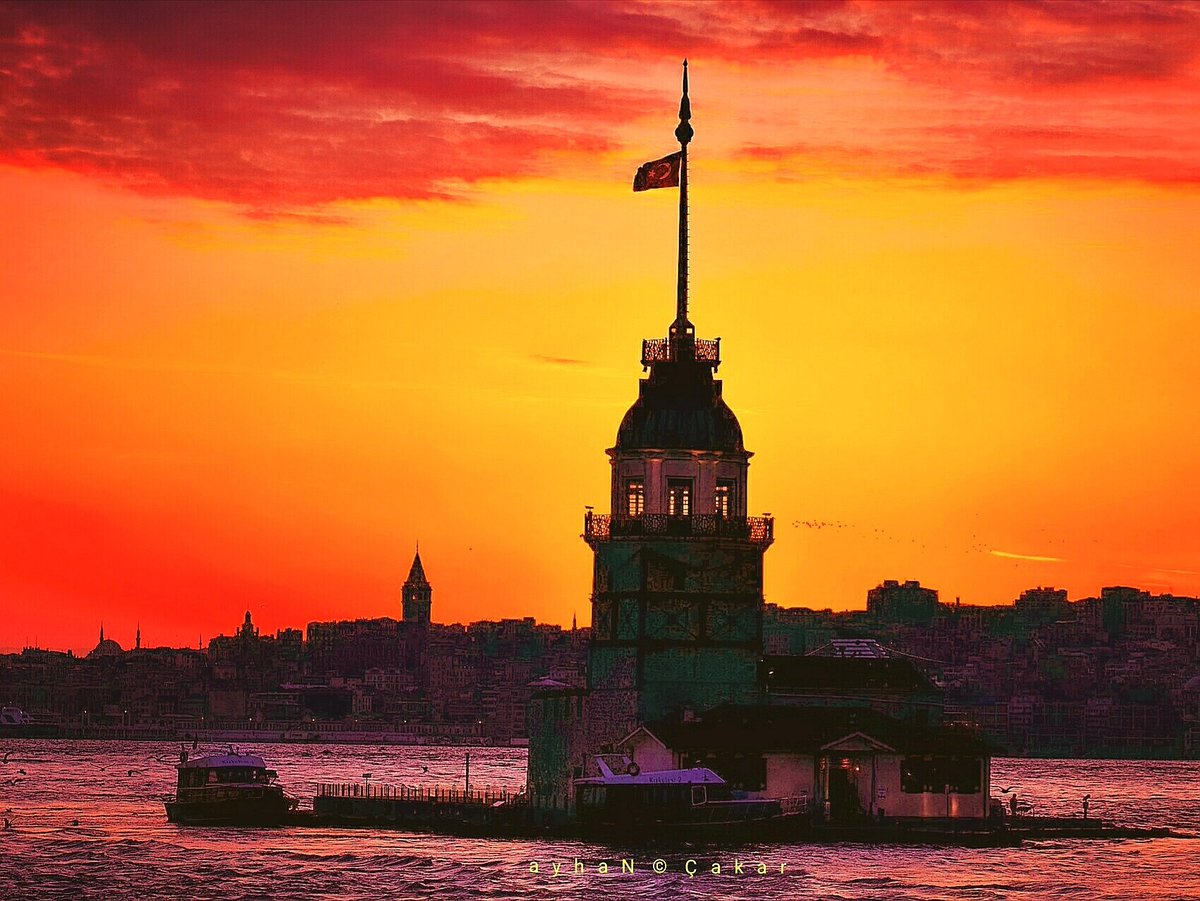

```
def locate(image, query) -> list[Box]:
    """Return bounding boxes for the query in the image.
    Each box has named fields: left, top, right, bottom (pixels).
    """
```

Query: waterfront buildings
left=0, top=573, right=1196, bottom=754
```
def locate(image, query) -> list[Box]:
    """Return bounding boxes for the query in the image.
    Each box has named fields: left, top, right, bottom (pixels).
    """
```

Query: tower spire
left=672, top=59, right=694, bottom=341
left=403, top=545, right=432, bottom=626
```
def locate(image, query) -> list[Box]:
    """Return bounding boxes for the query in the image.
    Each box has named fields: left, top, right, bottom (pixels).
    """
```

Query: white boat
left=573, top=754, right=806, bottom=837
left=0, top=706, right=33, bottom=726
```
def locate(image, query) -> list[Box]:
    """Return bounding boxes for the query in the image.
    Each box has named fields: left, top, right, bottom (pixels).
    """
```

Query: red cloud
left=1, top=1, right=1197, bottom=213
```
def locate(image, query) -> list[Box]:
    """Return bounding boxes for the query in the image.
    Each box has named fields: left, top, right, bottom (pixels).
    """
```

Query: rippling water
left=1, top=741, right=1198, bottom=899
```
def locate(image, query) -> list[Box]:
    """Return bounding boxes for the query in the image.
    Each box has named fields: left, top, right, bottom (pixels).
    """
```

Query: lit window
left=714, top=480, right=735, bottom=517
left=667, top=479, right=692, bottom=517
left=626, top=479, right=645, bottom=517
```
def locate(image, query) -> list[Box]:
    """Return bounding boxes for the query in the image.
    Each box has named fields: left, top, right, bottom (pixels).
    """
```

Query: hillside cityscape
left=3, top=554, right=1199, bottom=759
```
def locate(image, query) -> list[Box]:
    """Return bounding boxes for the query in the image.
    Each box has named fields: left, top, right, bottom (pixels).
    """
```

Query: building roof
left=405, top=550, right=428, bottom=586
left=762, top=655, right=940, bottom=695
left=653, top=705, right=994, bottom=756
left=807, top=638, right=894, bottom=659
left=528, top=676, right=571, bottom=690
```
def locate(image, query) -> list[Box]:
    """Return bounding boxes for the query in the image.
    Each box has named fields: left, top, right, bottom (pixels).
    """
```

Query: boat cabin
left=176, top=754, right=275, bottom=792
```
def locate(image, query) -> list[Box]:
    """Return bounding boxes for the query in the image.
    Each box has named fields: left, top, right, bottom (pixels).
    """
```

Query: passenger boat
left=164, top=751, right=298, bottom=825
left=573, top=755, right=806, bottom=838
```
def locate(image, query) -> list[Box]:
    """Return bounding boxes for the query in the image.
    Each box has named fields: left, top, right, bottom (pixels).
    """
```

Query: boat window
left=207, top=770, right=218, bottom=784
left=691, top=785, right=707, bottom=806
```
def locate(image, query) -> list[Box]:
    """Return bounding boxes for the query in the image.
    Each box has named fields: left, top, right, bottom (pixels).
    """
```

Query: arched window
left=714, top=480, right=735, bottom=517
left=667, top=479, right=692, bottom=517
left=626, top=479, right=645, bottom=516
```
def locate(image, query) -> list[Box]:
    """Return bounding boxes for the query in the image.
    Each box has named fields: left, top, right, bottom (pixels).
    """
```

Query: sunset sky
left=2, top=1, right=1199, bottom=653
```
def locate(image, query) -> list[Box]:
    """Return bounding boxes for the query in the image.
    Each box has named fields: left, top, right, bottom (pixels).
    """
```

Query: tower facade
left=402, top=549, right=432, bottom=625
left=583, top=321, right=774, bottom=732
left=582, top=61, right=773, bottom=736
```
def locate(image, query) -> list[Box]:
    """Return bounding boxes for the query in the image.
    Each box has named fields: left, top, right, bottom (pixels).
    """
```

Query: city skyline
left=2, top=2, right=1199, bottom=653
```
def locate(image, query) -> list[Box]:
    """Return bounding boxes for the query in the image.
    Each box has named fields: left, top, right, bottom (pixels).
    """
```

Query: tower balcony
left=641, top=336, right=720, bottom=368
left=583, top=511, right=773, bottom=546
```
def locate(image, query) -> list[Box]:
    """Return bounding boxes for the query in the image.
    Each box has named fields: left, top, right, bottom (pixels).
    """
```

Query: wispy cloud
left=1114, top=562, right=1200, bottom=577
left=532, top=354, right=590, bottom=367
left=990, top=549, right=1065, bottom=563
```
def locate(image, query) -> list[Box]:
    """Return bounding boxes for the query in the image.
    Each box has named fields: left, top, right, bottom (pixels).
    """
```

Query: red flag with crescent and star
left=633, top=151, right=682, bottom=191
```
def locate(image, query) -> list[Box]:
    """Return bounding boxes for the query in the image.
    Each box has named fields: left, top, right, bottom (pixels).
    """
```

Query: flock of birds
left=791, top=517, right=1089, bottom=562
left=2, top=749, right=23, bottom=830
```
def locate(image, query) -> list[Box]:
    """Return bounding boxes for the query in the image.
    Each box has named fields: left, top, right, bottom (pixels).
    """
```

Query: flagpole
left=674, top=59, right=693, bottom=338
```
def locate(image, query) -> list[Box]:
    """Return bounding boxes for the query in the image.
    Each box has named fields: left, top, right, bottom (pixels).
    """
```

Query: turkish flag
left=633, top=151, right=682, bottom=192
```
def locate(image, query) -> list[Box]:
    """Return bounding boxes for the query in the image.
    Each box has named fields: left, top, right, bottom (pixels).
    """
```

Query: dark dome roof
left=614, top=361, right=745, bottom=453
left=88, top=638, right=124, bottom=658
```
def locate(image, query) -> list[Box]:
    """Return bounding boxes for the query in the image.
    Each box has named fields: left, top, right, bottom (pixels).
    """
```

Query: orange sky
left=2, top=1, right=1199, bottom=653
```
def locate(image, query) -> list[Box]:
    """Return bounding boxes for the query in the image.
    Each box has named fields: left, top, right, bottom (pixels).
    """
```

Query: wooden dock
left=280, top=786, right=1176, bottom=845
left=301, top=782, right=532, bottom=836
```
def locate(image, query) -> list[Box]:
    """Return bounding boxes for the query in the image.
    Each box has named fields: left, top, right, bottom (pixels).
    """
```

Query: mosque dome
left=88, top=637, right=124, bottom=658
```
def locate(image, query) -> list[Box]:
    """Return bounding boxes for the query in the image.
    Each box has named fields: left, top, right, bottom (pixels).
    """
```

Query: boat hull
left=165, top=791, right=296, bottom=826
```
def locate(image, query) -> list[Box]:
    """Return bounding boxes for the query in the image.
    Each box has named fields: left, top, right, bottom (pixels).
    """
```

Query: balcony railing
left=583, top=511, right=773, bottom=545
left=641, top=336, right=721, bottom=367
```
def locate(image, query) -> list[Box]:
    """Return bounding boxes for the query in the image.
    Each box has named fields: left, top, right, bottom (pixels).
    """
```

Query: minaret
left=402, top=546, right=432, bottom=626
left=136, top=623, right=141, bottom=650
left=583, top=61, right=774, bottom=732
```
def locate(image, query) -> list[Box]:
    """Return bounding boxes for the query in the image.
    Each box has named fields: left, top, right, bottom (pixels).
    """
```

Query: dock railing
left=316, top=782, right=520, bottom=807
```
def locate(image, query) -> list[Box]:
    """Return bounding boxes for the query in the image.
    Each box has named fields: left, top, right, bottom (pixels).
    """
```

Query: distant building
left=402, top=548, right=432, bottom=626
left=306, top=617, right=420, bottom=677
left=308, top=552, right=434, bottom=679
left=867, top=580, right=939, bottom=625
left=1014, top=587, right=1070, bottom=624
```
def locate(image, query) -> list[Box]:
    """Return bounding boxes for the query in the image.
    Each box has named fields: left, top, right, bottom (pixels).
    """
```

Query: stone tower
left=582, top=60, right=773, bottom=737
left=402, top=548, right=432, bottom=625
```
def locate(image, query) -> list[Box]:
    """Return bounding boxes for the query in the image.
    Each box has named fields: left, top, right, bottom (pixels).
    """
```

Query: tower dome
left=614, top=356, right=744, bottom=453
